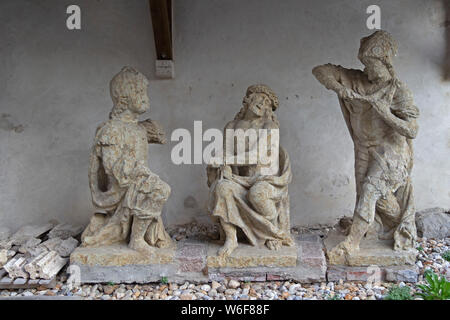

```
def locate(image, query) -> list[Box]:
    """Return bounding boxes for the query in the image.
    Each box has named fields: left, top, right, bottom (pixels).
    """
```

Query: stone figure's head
left=109, top=66, right=150, bottom=118
left=240, top=84, right=279, bottom=119
left=358, top=30, right=398, bottom=83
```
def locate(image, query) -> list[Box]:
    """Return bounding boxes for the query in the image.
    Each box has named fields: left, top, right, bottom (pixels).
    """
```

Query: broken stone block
left=41, top=237, right=79, bottom=257
left=416, top=208, right=450, bottom=239
left=3, top=256, right=29, bottom=279
left=41, top=237, right=64, bottom=252
left=37, top=251, right=68, bottom=280
left=25, top=251, right=67, bottom=280
left=57, top=237, right=79, bottom=257
left=27, top=245, right=49, bottom=258
left=0, top=249, right=16, bottom=267
left=0, top=239, right=13, bottom=250
left=18, top=238, right=42, bottom=254
left=24, top=251, right=48, bottom=279
left=11, top=223, right=55, bottom=246
left=0, top=249, right=8, bottom=267
left=48, top=223, right=83, bottom=240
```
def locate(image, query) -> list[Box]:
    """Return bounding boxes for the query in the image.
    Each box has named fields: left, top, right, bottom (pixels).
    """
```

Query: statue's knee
left=248, top=181, right=271, bottom=204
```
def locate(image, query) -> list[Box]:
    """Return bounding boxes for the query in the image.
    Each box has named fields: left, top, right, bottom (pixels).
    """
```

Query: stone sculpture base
left=206, top=242, right=297, bottom=268
left=327, top=264, right=419, bottom=283
left=70, top=234, right=326, bottom=284
left=324, top=229, right=418, bottom=266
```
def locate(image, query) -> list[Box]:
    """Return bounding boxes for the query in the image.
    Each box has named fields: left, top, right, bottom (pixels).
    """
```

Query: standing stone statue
left=81, top=66, right=173, bottom=254
left=312, top=31, right=419, bottom=262
left=207, top=84, right=295, bottom=258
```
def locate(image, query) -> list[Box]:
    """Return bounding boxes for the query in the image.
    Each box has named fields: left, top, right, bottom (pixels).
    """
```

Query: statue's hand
left=134, top=161, right=152, bottom=178
left=140, top=119, right=167, bottom=144
left=337, top=86, right=361, bottom=100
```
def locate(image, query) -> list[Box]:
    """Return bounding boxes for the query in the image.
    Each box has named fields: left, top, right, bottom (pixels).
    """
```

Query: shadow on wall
left=444, top=0, right=450, bottom=80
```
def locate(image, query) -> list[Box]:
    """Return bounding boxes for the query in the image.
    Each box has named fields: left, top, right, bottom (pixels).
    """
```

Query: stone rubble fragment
left=24, top=251, right=48, bottom=279
left=41, top=237, right=79, bottom=257
left=10, top=223, right=54, bottom=246
left=24, top=251, right=67, bottom=280
left=48, top=223, right=83, bottom=240
left=18, top=238, right=42, bottom=254
left=3, top=255, right=29, bottom=279
left=416, top=208, right=450, bottom=239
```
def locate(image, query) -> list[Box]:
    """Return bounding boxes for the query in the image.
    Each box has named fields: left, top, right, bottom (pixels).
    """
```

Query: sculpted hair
left=109, top=66, right=149, bottom=119
left=234, top=85, right=280, bottom=126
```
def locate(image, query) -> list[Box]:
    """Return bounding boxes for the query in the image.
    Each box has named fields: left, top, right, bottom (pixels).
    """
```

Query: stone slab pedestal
left=323, top=229, right=419, bottom=283
left=327, top=265, right=419, bottom=283
left=324, top=230, right=417, bottom=266
left=70, top=234, right=326, bottom=284
left=207, top=234, right=326, bottom=283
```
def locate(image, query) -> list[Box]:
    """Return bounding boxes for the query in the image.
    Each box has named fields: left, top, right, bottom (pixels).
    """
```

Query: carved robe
left=207, top=147, right=293, bottom=247
left=81, top=119, right=171, bottom=246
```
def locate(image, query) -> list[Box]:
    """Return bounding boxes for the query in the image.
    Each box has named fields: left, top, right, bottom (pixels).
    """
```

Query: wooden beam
left=444, top=0, right=450, bottom=80
left=149, top=0, right=173, bottom=60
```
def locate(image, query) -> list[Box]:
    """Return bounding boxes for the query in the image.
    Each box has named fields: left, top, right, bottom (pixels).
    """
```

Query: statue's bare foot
left=266, top=239, right=282, bottom=250
left=81, top=235, right=97, bottom=247
left=218, top=239, right=238, bottom=258
left=328, top=239, right=358, bottom=261
left=129, top=239, right=155, bottom=255
left=282, top=237, right=295, bottom=247
left=156, top=239, right=173, bottom=249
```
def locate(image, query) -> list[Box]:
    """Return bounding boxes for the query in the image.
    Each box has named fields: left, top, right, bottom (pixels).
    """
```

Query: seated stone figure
left=312, top=31, right=419, bottom=263
left=207, top=84, right=295, bottom=258
left=81, top=66, right=173, bottom=254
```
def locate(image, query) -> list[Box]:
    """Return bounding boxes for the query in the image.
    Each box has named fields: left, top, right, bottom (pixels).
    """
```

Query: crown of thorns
left=245, top=84, right=279, bottom=110
left=358, top=30, right=398, bottom=66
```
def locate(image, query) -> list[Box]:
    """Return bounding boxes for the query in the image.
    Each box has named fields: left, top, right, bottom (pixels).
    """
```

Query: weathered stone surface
left=0, top=239, right=13, bottom=250
left=24, top=251, right=47, bottom=279
left=37, top=251, right=67, bottom=280
left=0, top=249, right=16, bottom=268
left=206, top=241, right=297, bottom=268
left=71, top=242, right=175, bottom=267
left=327, top=264, right=419, bottom=283
left=206, top=84, right=295, bottom=259
left=71, top=235, right=326, bottom=284
left=416, top=208, right=450, bottom=239
left=42, top=237, right=79, bottom=257
left=313, top=30, right=419, bottom=263
left=18, top=238, right=41, bottom=254
left=0, top=249, right=8, bottom=267
left=80, top=66, right=172, bottom=253
left=4, top=256, right=29, bottom=279
left=57, top=237, right=79, bottom=257
left=24, top=251, right=67, bottom=280
left=208, top=234, right=326, bottom=283
left=385, top=266, right=419, bottom=283
left=74, top=263, right=178, bottom=284
left=48, top=223, right=83, bottom=240
left=175, top=240, right=206, bottom=272
left=10, top=223, right=54, bottom=246
left=324, top=230, right=417, bottom=266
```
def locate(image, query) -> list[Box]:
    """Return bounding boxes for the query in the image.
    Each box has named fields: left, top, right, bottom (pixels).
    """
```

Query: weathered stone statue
left=313, top=31, right=419, bottom=264
left=207, top=84, right=294, bottom=258
left=81, top=66, right=173, bottom=254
